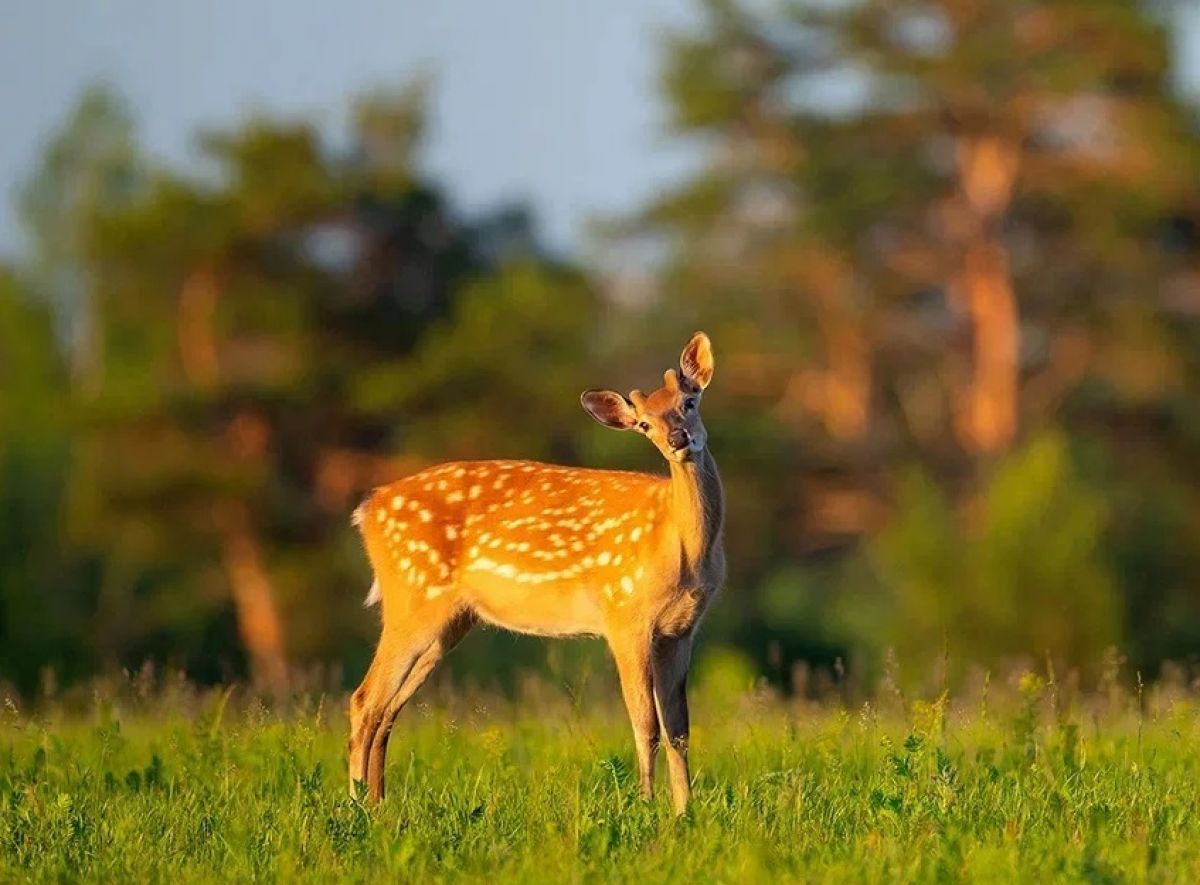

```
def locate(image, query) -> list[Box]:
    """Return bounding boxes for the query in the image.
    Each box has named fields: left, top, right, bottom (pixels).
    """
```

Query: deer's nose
left=667, top=428, right=691, bottom=451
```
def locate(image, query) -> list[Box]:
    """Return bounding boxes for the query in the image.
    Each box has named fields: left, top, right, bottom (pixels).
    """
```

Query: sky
left=0, top=0, right=697, bottom=260
left=2, top=1, right=1199, bottom=263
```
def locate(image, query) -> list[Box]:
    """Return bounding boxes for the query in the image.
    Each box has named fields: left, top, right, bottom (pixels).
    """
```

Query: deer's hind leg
left=349, top=623, right=421, bottom=799
left=652, top=634, right=693, bottom=814
left=360, top=604, right=476, bottom=802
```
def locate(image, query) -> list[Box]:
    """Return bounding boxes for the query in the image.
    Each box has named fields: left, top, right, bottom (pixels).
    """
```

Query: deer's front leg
left=653, top=634, right=693, bottom=814
left=610, top=633, right=659, bottom=799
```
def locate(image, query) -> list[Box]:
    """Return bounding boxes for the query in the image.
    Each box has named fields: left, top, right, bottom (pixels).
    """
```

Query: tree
left=0, top=269, right=90, bottom=693
left=643, top=0, right=1200, bottom=453
left=18, top=84, right=144, bottom=392
left=620, top=0, right=1200, bottom=674
left=67, top=84, right=602, bottom=688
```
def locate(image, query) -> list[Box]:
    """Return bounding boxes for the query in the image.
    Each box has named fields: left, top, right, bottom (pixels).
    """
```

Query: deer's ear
left=581, top=390, right=638, bottom=430
left=679, top=331, right=714, bottom=390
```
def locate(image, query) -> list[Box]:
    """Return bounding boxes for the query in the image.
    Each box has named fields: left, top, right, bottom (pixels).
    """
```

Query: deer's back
left=356, top=460, right=678, bottom=636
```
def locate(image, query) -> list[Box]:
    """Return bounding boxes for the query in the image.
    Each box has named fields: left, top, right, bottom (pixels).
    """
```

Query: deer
left=347, top=332, right=724, bottom=814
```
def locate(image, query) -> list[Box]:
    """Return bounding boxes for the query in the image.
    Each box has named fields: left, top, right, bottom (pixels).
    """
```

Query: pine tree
left=65, top=84, right=601, bottom=686
left=646, top=0, right=1200, bottom=447
left=635, top=0, right=1200, bottom=545
left=615, top=0, right=1200, bottom=674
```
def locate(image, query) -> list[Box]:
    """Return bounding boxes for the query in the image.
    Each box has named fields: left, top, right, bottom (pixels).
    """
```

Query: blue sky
left=2, top=1, right=1198, bottom=262
left=0, top=0, right=697, bottom=259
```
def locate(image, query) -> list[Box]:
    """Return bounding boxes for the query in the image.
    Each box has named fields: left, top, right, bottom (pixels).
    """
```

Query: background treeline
left=4, top=0, right=1200, bottom=697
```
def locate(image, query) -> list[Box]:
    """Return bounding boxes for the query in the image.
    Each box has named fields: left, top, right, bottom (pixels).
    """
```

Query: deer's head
left=581, top=332, right=715, bottom=464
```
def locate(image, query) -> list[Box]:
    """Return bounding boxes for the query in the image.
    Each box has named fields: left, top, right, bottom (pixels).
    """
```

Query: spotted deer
left=348, top=332, right=724, bottom=813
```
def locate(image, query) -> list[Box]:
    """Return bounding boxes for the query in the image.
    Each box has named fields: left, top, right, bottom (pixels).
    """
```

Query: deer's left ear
left=679, top=331, right=714, bottom=390
left=581, top=389, right=639, bottom=430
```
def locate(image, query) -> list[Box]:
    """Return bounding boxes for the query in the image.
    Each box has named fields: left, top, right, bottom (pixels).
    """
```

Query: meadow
left=2, top=660, right=1200, bottom=884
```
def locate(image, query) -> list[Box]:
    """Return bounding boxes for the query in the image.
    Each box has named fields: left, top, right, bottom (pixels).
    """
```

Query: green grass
left=3, top=669, right=1200, bottom=883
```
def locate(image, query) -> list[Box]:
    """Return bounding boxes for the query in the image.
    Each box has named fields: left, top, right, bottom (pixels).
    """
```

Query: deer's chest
left=654, top=548, right=724, bottom=638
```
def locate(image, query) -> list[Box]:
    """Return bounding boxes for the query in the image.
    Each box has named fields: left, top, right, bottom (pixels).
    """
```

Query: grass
left=2, top=665, right=1200, bottom=883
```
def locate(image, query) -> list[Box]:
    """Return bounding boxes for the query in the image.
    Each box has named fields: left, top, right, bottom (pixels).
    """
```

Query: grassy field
left=2, top=666, right=1200, bottom=883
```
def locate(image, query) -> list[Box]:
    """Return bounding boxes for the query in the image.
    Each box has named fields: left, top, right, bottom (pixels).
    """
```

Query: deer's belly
left=462, top=576, right=605, bottom=638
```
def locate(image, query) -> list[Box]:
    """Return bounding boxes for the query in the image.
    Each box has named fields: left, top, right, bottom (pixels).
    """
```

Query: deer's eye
left=684, top=398, right=696, bottom=411
left=638, top=421, right=650, bottom=432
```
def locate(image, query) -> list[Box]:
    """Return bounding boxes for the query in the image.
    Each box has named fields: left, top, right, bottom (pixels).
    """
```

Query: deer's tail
left=352, top=498, right=383, bottom=607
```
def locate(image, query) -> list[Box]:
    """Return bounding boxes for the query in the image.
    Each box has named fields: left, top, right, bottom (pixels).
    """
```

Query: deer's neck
left=667, top=448, right=724, bottom=575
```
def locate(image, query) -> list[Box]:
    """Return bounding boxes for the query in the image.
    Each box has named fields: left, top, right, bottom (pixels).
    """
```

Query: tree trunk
left=785, top=250, right=871, bottom=442
left=952, top=135, right=1020, bottom=454
left=220, top=510, right=288, bottom=692
left=177, top=271, right=288, bottom=691
left=816, top=302, right=870, bottom=443
left=956, top=237, right=1018, bottom=451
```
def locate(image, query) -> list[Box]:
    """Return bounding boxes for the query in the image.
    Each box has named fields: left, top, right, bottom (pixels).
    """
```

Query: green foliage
left=0, top=273, right=94, bottom=690
left=637, top=0, right=1200, bottom=684
left=360, top=260, right=601, bottom=462
left=16, top=81, right=593, bottom=684
left=862, top=435, right=1121, bottom=678
left=6, top=0, right=1200, bottom=695
left=2, top=679, right=1200, bottom=882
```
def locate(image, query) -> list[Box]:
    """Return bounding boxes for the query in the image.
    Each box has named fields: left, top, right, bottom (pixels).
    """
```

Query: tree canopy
left=4, top=1, right=1200, bottom=695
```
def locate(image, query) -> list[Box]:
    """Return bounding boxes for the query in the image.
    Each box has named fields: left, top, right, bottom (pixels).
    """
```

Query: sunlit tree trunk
left=177, top=267, right=289, bottom=689
left=221, top=506, right=288, bottom=692
left=786, top=251, right=871, bottom=442
left=952, top=135, right=1020, bottom=454
left=815, top=302, right=870, bottom=443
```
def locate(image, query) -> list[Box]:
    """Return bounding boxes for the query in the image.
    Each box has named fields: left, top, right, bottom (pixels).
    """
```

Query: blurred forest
left=4, top=0, right=1200, bottom=697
